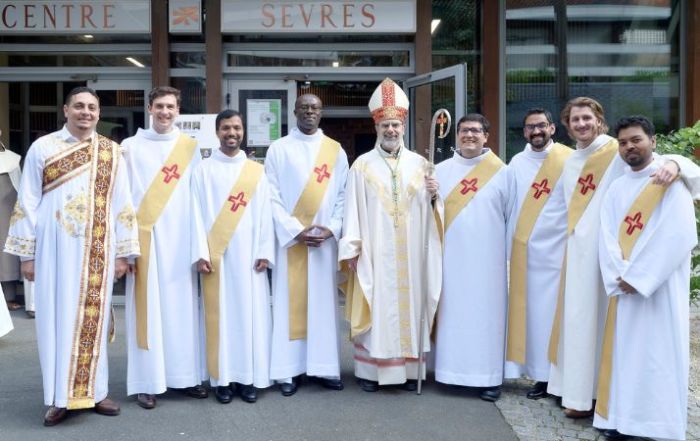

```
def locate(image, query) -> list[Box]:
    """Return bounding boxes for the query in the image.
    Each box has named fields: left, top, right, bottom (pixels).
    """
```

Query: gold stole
left=595, top=181, right=667, bottom=418
left=134, top=134, right=197, bottom=349
left=548, top=139, right=618, bottom=364
left=288, top=136, right=341, bottom=340
left=44, top=136, right=118, bottom=409
left=201, top=160, right=263, bottom=380
left=506, top=143, right=572, bottom=364
left=443, top=151, right=504, bottom=232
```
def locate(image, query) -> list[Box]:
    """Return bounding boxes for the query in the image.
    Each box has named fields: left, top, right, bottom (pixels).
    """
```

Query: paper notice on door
left=247, top=99, right=281, bottom=147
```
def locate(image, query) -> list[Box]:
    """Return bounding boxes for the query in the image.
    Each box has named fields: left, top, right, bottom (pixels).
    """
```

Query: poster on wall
left=246, top=99, right=281, bottom=147
left=172, top=114, right=218, bottom=158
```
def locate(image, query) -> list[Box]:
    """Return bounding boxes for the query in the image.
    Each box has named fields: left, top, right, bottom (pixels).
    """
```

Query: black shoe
left=602, top=429, right=631, bottom=440
left=310, top=376, right=344, bottom=391
left=185, top=384, right=209, bottom=399
left=239, top=384, right=257, bottom=403
left=479, top=386, right=502, bottom=402
left=526, top=381, right=548, bottom=400
left=401, top=380, right=418, bottom=392
left=214, top=386, right=233, bottom=404
left=279, top=377, right=299, bottom=397
left=358, top=379, right=379, bottom=392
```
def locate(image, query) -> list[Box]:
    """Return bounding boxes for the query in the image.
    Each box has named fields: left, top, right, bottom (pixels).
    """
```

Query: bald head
left=294, top=94, right=323, bottom=135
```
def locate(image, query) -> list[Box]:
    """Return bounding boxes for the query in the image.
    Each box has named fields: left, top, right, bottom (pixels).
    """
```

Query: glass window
left=505, top=0, right=682, bottom=160
left=227, top=49, right=410, bottom=68
left=171, top=77, right=206, bottom=115
left=432, top=0, right=482, bottom=113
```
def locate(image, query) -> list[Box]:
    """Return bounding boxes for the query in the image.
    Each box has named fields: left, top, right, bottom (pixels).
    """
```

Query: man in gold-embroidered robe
left=339, top=78, right=442, bottom=392
left=121, top=86, right=205, bottom=409
left=594, top=116, right=695, bottom=440
left=4, top=87, right=139, bottom=425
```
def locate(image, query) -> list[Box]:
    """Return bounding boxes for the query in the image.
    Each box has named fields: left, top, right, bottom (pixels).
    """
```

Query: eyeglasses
left=524, top=122, right=550, bottom=131
left=458, top=127, right=483, bottom=134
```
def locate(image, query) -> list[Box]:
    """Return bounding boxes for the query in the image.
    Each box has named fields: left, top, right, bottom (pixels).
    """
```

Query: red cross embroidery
left=228, top=192, right=247, bottom=212
left=531, top=178, right=551, bottom=199
left=460, top=178, right=478, bottom=195
left=161, top=164, right=181, bottom=184
left=578, top=173, right=596, bottom=195
left=624, top=211, right=644, bottom=235
left=314, top=164, right=331, bottom=183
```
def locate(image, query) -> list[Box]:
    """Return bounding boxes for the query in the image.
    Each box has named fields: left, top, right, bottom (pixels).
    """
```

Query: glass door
left=227, top=80, right=296, bottom=160
left=404, top=64, right=467, bottom=165
left=88, top=79, right=150, bottom=143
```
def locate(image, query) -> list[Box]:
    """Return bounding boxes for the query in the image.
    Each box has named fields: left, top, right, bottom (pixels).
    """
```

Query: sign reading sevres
left=221, top=0, right=416, bottom=34
left=0, top=0, right=150, bottom=33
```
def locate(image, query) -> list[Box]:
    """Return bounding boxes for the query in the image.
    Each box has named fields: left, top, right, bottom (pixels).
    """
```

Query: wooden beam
left=150, top=0, right=169, bottom=88
left=687, top=0, right=700, bottom=125
left=205, top=0, right=222, bottom=113
left=481, top=0, right=501, bottom=155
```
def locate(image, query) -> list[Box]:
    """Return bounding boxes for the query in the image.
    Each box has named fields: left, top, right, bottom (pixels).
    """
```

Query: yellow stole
left=288, top=136, right=341, bottom=340
left=134, top=134, right=198, bottom=349
left=443, top=151, right=504, bottom=232
left=595, top=181, right=667, bottom=418
left=506, top=143, right=572, bottom=364
left=201, top=159, right=263, bottom=380
left=61, top=136, right=118, bottom=409
left=548, top=139, right=618, bottom=364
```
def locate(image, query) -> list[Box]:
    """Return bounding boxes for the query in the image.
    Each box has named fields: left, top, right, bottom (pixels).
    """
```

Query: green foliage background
left=655, top=120, right=700, bottom=304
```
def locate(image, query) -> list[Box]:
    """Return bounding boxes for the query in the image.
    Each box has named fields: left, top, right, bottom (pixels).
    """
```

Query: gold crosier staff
left=417, top=109, right=451, bottom=395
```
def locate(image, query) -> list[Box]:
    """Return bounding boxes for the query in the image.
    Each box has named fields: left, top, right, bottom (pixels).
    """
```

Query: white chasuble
left=339, top=147, right=442, bottom=385
left=265, top=128, right=348, bottom=380
left=4, top=127, right=139, bottom=407
left=504, top=143, right=571, bottom=382
left=122, top=127, right=203, bottom=395
left=191, top=149, right=274, bottom=388
left=433, top=149, right=514, bottom=387
left=593, top=160, right=695, bottom=441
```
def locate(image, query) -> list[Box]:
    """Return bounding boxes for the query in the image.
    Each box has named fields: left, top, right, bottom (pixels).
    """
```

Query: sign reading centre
left=0, top=0, right=150, bottom=33
left=222, top=0, right=416, bottom=34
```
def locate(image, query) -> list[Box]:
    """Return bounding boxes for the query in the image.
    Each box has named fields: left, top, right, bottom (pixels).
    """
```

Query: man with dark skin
left=265, top=94, right=349, bottom=396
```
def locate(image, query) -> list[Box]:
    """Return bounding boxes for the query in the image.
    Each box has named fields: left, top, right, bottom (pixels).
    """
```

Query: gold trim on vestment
left=66, top=135, right=117, bottom=410
left=134, top=134, right=197, bottom=349
left=287, top=136, right=341, bottom=340
left=443, top=151, right=504, bottom=232
left=595, top=181, right=667, bottom=419
left=506, top=144, right=572, bottom=364
left=548, top=140, right=618, bottom=365
left=201, top=160, right=263, bottom=380
left=42, top=139, right=92, bottom=194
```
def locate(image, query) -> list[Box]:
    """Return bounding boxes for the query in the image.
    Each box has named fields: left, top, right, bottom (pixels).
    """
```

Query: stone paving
left=494, top=316, right=700, bottom=441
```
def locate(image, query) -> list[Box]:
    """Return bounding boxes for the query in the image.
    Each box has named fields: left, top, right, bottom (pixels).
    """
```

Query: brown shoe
left=563, top=407, right=594, bottom=419
left=94, top=398, right=120, bottom=416
left=184, top=384, right=208, bottom=399
left=43, top=406, right=67, bottom=426
left=136, top=393, right=156, bottom=409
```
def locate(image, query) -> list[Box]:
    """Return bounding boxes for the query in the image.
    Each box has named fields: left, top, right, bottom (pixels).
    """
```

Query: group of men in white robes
left=4, top=78, right=698, bottom=441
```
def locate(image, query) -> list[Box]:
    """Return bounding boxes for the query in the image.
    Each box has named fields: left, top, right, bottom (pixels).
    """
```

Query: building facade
left=0, top=0, right=697, bottom=162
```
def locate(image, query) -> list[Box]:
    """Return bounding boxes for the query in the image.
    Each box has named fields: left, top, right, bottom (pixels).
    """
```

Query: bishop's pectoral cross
left=387, top=159, right=401, bottom=228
